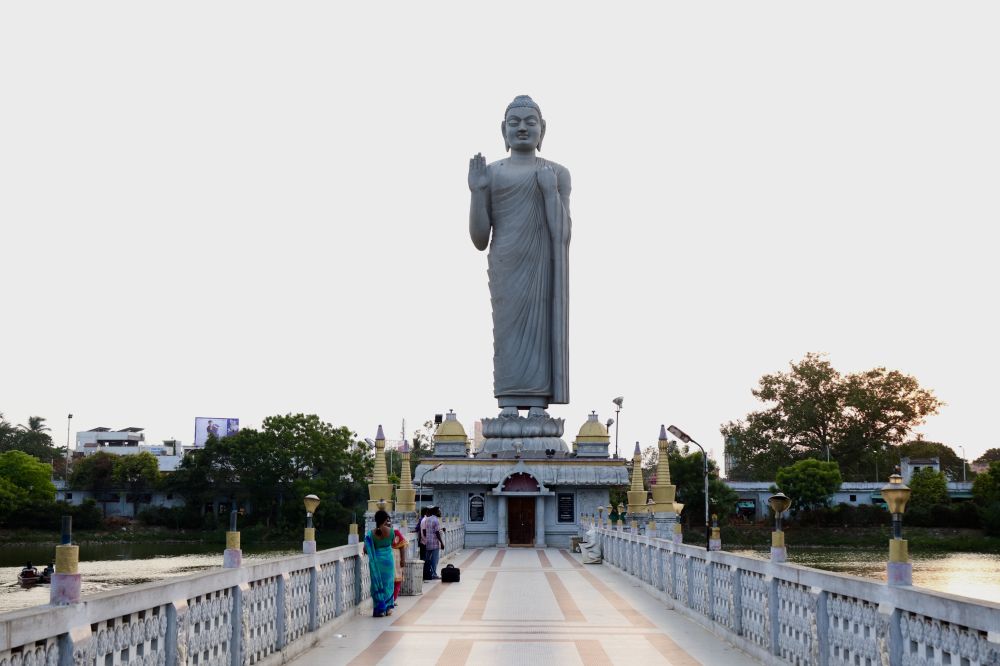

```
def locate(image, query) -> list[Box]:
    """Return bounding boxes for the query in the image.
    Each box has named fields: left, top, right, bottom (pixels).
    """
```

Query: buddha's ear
left=537, top=119, right=546, bottom=152
left=501, top=120, right=510, bottom=152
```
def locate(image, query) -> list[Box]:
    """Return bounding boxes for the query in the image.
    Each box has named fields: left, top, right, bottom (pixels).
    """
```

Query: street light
left=303, top=494, right=320, bottom=554
left=418, top=463, right=444, bottom=517
left=767, top=492, right=792, bottom=563
left=611, top=397, right=623, bottom=458
left=882, top=473, right=912, bottom=585
left=960, top=445, right=967, bottom=483
left=65, top=413, right=73, bottom=480
left=667, top=425, right=710, bottom=551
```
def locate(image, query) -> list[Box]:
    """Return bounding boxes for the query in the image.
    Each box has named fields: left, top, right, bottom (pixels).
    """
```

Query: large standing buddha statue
left=468, top=95, right=572, bottom=424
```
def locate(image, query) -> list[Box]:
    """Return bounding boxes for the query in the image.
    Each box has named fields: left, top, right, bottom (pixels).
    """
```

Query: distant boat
left=16, top=563, right=52, bottom=587
left=17, top=565, right=40, bottom=587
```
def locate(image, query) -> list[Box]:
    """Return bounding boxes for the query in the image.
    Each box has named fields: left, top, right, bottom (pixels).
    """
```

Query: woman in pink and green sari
left=363, top=510, right=396, bottom=617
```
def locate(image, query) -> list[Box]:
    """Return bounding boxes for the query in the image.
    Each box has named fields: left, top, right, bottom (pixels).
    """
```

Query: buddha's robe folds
left=487, top=159, right=570, bottom=407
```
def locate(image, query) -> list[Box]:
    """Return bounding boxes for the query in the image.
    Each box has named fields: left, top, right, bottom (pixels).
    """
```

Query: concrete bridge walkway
left=293, top=548, right=758, bottom=665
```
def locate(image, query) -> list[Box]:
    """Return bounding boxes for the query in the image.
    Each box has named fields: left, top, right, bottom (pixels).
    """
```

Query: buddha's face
left=503, top=107, right=544, bottom=152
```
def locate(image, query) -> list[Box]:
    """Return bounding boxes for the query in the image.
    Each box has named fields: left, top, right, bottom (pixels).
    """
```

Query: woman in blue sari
left=363, top=510, right=396, bottom=617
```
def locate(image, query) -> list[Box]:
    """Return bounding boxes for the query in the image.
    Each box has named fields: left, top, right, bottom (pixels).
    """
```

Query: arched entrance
left=503, top=473, right=539, bottom=547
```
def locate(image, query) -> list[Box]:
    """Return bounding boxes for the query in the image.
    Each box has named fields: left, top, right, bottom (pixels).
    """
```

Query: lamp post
left=960, top=445, right=967, bottom=483
left=303, top=494, right=320, bottom=554
left=223, top=505, right=242, bottom=568
left=65, top=413, right=73, bottom=480
left=616, top=502, right=625, bottom=530
left=672, top=501, right=684, bottom=543
left=417, top=463, right=444, bottom=517
left=709, top=513, right=721, bottom=551
left=767, top=492, right=791, bottom=563
left=646, top=499, right=656, bottom=536
left=612, top=397, right=623, bottom=458
left=667, top=425, right=710, bottom=550
left=882, top=473, right=912, bottom=585
left=50, top=515, right=81, bottom=605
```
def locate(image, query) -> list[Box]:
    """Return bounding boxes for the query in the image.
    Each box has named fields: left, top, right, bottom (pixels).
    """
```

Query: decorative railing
left=0, top=544, right=373, bottom=666
left=0, top=523, right=467, bottom=666
left=595, top=527, right=1000, bottom=666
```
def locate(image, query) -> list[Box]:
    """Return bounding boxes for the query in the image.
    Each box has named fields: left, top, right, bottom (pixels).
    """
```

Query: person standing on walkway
left=391, top=524, right=409, bottom=602
left=363, top=510, right=396, bottom=617
left=421, top=507, right=443, bottom=580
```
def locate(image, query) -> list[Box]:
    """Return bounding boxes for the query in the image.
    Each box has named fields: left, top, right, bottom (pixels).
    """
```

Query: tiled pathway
left=293, top=548, right=759, bottom=665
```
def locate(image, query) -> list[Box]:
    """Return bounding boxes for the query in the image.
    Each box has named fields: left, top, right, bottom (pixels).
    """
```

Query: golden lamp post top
left=767, top=492, right=792, bottom=516
left=303, top=494, right=320, bottom=515
left=881, top=473, right=912, bottom=515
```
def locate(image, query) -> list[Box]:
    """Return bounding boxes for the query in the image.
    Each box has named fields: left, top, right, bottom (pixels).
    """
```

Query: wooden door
left=508, top=496, right=535, bottom=546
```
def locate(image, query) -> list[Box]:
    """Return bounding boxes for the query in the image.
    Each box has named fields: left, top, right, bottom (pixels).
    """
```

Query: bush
left=795, top=503, right=889, bottom=528
left=889, top=502, right=980, bottom=529
left=72, top=499, right=102, bottom=529
left=979, top=502, right=1000, bottom=537
left=137, top=505, right=206, bottom=530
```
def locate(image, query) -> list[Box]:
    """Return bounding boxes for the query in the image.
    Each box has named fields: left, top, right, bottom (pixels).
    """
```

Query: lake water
left=730, top=547, right=1000, bottom=604
left=3, top=543, right=1000, bottom=614
left=0, top=543, right=298, bottom=613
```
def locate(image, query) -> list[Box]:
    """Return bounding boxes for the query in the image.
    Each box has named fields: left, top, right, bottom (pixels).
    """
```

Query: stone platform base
left=770, top=546, right=787, bottom=563
left=709, top=539, right=722, bottom=551
left=223, top=548, right=242, bottom=568
left=303, top=540, right=317, bottom=554
left=887, top=561, right=913, bottom=586
left=402, top=560, right=424, bottom=596
left=50, top=572, right=81, bottom=605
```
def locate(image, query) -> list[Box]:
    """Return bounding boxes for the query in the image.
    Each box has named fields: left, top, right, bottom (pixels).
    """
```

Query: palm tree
left=22, top=416, right=51, bottom=434
left=0, top=412, right=19, bottom=452
left=11, top=415, right=58, bottom=460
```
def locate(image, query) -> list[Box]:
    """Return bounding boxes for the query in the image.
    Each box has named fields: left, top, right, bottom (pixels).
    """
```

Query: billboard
left=194, top=417, right=240, bottom=447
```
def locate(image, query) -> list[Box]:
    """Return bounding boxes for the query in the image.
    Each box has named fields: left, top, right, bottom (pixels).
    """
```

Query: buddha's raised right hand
left=468, top=153, right=490, bottom=192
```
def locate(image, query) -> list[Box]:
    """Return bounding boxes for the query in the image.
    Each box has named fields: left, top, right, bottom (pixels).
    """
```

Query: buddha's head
left=502, top=95, right=546, bottom=153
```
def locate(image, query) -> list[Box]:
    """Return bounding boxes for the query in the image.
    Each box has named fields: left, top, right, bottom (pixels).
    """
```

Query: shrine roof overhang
left=412, top=459, right=629, bottom=487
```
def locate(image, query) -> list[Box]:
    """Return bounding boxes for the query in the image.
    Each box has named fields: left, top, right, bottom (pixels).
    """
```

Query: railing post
left=879, top=603, right=902, bottom=666
left=354, top=552, right=363, bottom=605
left=706, top=553, right=715, bottom=620
left=57, top=624, right=92, bottom=666
left=334, top=559, right=344, bottom=617
left=309, top=565, right=319, bottom=632
left=811, top=587, right=829, bottom=666
left=654, top=543, right=664, bottom=592
left=686, top=555, right=694, bottom=609
left=768, top=575, right=781, bottom=658
left=165, top=599, right=185, bottom=666
left=730, top=566, right=743, bottom=636
left=231, top=584, right=246, bottom=666
left=276, top=574, right=288, bottom=650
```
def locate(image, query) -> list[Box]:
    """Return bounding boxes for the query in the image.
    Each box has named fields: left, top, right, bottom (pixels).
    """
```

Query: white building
left=75, top=427, right=185, bottom=472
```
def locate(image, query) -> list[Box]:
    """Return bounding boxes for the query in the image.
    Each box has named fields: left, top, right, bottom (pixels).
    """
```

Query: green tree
left=172, top=414, right=372, bottom=532
left=722, top=353, right=943, bottom=482
left=0, top=413, right=18, bottom=451
left=975, top=448, right=1000, bottom=466
left=907, top=467, right=949, bottom=509
left=0, top=414, right=64, bottom=462
left=894, top=440, right=966, bottom=482
left=70, top=451, right=117, bottom=516
left=972, top=461, right=1000, bottom=506
left=114, top=452, right=160, bottom=516
left=667, top=442, right=738, bottom=526
left=774, top=458, right=843, bottom=513
left=0, top=450, right=56, bottom=524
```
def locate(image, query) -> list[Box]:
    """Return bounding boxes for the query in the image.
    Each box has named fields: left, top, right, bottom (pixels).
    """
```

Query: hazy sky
left=2, top=3, right=998, bottom=471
